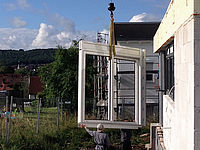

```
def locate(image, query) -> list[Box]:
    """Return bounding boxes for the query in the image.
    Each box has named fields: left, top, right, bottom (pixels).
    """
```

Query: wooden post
left=36, top=98, right=41, bottom=134
left=57, top=97, right=59, bottom=127
left=7, top=96, right=13, bottom=143
left=5, top=96, right=8, bottom=140
left=61, top=97, right=63, bottom=120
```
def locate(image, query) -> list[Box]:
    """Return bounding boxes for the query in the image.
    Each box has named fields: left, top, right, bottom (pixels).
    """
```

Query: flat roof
left=114, top=22, right=160, bottom=41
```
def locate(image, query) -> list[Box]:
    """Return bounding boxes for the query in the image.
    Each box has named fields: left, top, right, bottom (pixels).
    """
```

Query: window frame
left=78, top=41, right=146, bottom=129
left=164, top=42, right=174, bottom=100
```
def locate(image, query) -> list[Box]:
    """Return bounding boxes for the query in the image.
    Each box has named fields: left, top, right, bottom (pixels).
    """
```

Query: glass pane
left=113, top=59, right=136, bottom=122
left=85, top=54, right=109, bottom=120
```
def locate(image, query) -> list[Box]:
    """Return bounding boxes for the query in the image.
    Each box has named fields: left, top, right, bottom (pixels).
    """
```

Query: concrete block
left=194, top=131, right=200, bottom=150
left=194, top=66, right=200, bottom=87
left=194, top=40, right=200, bottom=64
left=194, top=107, right=200, bottom=131
left=194, top=87, right=200, bottom=107
left=194, top=63, right=200, bottom=106
left=194, top=17, right=200, bottom=40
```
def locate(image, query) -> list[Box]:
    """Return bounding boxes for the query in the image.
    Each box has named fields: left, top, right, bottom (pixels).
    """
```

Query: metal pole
left=57, top=98, right=59, bottom=127
left=5, top=96, right=8, bottom=140
left=7, top=96, right=13, bottom=143
left=36, top=98, right=41, bottom=134
left=60, top=97, right=63, bottom=120
left=159, top=52, right=165, bottom=125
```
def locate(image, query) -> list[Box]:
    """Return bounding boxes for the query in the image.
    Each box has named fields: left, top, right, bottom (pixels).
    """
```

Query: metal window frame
left=78, top=41, right=146, bottom=129
left=165, top=42, right=174, bottom=99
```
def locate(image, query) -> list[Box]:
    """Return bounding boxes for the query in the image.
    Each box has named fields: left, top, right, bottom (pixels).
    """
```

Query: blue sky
left=0, top=0, right=170, bottom=50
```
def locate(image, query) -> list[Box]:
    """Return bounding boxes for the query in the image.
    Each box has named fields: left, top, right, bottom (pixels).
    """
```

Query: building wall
left=154, top=0, right=200, bottom=149
left=162, top=95, right=174, bottom=149
left=194, top=15, right=200, bottom=150
left=171, top=16, right=194, bottom=150
left=154, top=0, right=195, bottom=52
left=161, top=13, right=196, bottom=150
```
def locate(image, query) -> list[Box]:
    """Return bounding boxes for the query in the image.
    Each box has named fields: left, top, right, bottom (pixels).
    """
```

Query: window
left=146, top=74, right=153, bottom=81
left=78, top=41, right=146, bottom=129
left=165, top=42, right=174, bottom=99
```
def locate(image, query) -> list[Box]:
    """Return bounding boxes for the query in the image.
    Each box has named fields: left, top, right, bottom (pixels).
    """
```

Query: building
left=114, top=22, right=160, bottom=120
left=151, top=0, right=200, bottom=149
left=0, top=74, right=43, bottom=108
left=29, top=76, right=43, bottom=100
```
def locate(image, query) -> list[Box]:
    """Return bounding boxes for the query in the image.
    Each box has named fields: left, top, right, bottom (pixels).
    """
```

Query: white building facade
left=154, top=0, right=200, bottom=149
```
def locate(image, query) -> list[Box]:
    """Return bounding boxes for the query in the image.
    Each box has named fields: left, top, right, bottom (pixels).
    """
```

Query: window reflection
left=85, top=54, right=109, bottom=120
left=114, top=59, right=135, bottom=122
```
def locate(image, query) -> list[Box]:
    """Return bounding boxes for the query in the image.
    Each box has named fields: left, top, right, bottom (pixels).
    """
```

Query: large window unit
left=78, top=41, right=146, bottom=129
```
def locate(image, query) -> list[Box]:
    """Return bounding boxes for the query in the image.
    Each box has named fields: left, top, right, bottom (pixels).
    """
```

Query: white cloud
left=11, top=17, right=27, bottom=28
left=31, top=23, right=58, bottom=48
left=46, top=13, right=76, bottom=33
left=0, top=10, right=96, bottom=50
left=1, top=0, right=96, bottom=50
left=129, top=13, right=161, bottom=22
left=0, top=28, right=37, bottom=50
left=31, top=23, right=96, bottom=49
left=57, top=32, right=70, bottom=41
left=17, top=0, right=30, bottom=9
left=5, top=0, right=30, bottom=11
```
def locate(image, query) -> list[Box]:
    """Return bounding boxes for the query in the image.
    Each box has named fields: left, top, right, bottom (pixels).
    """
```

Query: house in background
left=29, top=76, right=43, bottom=100
left=114, top=22, right=160, bottom=120
left=0, top=74, right=23, bottom=95
left=150, top=0, right=200, bottom=149
left=0, top=74, right=43, bottom=108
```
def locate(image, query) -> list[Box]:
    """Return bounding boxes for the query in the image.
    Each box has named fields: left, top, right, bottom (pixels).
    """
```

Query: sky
left=0, top=0, right=171, bottom=50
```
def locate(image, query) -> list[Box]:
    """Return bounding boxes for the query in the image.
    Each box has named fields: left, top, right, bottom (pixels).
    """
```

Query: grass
left=0, top=107, right=150, bottom=150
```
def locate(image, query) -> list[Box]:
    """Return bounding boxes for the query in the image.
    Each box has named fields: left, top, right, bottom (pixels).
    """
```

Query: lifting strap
left=109, top=15, right=116, bottom=59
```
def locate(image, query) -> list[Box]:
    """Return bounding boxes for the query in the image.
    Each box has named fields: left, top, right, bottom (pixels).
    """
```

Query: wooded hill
left=0, top=49, right=56, bottom=66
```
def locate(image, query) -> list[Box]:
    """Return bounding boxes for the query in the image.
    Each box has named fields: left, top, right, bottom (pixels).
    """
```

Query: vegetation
left=0, top=63, right=14, bottom=74
left=0, top=107, right=149, bottom=150
left=0, top=48, right=56, bottom=66
left=39, top=44, right=79, bottom=111
left=0, top=43, right=151, bottom=149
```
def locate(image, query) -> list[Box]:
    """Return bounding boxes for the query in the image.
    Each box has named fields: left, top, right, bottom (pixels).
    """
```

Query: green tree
left=0, top=62, right=14, bottom=74
left=39, top=45, right=79, bottom=111
left=15, top=68, right=30, bottom=76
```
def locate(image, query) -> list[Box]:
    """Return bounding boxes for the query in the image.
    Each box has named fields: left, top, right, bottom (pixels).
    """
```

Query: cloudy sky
left=0, top=0, right=170, bottom=50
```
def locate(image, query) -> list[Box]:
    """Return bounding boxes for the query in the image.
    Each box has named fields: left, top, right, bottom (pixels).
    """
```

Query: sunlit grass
left=0, top=107, right=150, bottom=150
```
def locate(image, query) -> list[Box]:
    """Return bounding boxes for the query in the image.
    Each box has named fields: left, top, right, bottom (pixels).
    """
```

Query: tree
left=15, top=68, right=30, bottom=76
left=0, top=62, right=14, bottom=74
left=39, top=45, right=79, bottom=111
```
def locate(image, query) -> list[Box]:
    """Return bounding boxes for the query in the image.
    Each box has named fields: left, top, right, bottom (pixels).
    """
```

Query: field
left=0, top=107, right=149, bottom=150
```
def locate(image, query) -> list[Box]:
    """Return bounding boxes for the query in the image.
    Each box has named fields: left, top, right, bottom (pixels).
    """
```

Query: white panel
left=78, top=40, right=146, bottom=129
left=78, top=50, right=85, bottom=123
left=135, top=60, right=139, bottom=124
left=80, top=40, right=141, bottom=59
